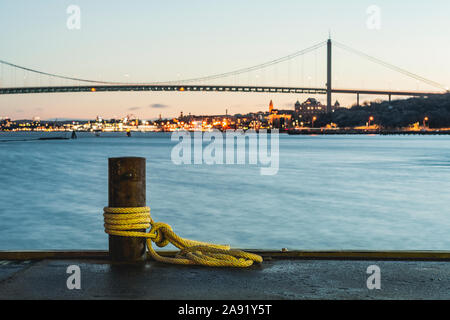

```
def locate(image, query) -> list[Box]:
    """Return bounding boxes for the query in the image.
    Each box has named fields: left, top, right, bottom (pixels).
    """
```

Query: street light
left=424, top=117, right=429, bottom=129
left=312, top=116, right=317, bottom=128
left=368, top=116, right=374, bottom=127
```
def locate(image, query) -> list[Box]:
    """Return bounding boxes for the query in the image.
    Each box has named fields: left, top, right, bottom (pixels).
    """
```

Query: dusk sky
left=0, top=0, right=449, bottom=120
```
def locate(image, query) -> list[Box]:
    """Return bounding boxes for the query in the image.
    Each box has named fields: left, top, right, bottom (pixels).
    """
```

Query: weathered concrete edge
left=1, top=250, right=450, bottom=261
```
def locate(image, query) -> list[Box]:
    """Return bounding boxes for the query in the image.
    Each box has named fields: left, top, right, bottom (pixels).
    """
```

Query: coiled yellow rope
left=103, top=207, right=263, bottom=267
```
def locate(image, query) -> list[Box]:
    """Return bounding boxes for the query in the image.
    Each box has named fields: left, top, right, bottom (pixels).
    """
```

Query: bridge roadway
left=0, top=84, right=445, bottom=97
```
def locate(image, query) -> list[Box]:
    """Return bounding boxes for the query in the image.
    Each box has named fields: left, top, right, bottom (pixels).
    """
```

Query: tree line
left=316, top=93, right=450, bottom=129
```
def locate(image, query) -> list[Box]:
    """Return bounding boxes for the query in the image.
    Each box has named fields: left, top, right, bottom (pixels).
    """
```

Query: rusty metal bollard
left=108, top=157, right=147, bottom=262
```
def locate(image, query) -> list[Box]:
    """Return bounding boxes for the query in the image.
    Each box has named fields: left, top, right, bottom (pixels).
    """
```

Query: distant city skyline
left=1, top=0, right=449, bottom=120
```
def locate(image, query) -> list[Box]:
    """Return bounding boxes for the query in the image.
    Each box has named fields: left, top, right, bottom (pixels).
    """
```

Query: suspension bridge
left=0, top=39, right=447, bottom=113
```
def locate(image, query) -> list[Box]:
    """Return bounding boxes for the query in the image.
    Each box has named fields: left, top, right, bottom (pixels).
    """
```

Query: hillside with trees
left=317, top=93, right=450, bottom=129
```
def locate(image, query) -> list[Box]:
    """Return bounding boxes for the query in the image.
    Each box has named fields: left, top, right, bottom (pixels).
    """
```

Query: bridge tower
left=326, top=38, right=332, bottom=113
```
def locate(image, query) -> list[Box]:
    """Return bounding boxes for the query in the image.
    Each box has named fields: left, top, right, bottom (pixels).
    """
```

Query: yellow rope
left=103, top=207, right=263, bottom=268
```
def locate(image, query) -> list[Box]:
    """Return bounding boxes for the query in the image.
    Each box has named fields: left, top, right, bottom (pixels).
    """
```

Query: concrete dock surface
left=0, top=258, right=449, bottom=299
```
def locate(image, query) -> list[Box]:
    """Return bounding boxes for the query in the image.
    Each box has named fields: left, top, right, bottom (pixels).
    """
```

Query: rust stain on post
left=108, top=157, right=147, bottom=262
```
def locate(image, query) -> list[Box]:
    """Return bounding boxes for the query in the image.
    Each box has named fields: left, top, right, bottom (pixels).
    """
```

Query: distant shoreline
left=2, top=129, right=450, bottom=136
left=287, top=129, right=450, bottom=135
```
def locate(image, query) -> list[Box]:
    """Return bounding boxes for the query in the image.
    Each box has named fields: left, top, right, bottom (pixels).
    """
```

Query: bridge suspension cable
left=154, top=41, right=327, bottom=85
left=1, top=40, right=446, bottom=94
left=333, top=41, right=448, bottom=91
left=0, top=59, right=123, bottom=85
left=0, top=41, right=326, bottom=87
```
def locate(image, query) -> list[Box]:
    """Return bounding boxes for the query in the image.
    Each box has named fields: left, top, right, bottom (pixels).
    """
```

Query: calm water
left=1, top=132, right=450, bottom=251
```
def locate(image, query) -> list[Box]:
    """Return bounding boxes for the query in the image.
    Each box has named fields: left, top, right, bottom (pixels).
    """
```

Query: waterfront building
left=295, top=98, right=326, bottom=115
left=267, top=100, right=292, bottom=130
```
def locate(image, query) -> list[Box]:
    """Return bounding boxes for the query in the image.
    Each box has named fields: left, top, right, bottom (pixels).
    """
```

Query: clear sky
left=0, top=0, right=449, bottom=120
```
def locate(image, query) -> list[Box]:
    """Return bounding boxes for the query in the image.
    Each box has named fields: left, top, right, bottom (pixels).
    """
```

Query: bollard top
left=109, top=157, right=146, bottom=161
left=109, top=157, right=146, bottom=183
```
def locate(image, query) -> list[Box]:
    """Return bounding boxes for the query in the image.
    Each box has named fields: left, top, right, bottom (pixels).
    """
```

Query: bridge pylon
left=326, top=38, right=332, bottom=113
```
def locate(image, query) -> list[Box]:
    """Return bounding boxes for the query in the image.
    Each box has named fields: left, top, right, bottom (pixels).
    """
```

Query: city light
left=0, top=99, right=445, bottom=134
left=424, top=116, right=429, bottom=129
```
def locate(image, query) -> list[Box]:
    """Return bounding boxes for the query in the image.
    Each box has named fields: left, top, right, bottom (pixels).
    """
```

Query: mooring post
left=108, top=157, right=147, bottom=262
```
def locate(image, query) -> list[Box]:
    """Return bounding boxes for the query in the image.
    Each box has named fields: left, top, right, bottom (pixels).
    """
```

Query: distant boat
left=38, top=137, right=69, bottom=141
left=93, top=128, right=102, bottom=137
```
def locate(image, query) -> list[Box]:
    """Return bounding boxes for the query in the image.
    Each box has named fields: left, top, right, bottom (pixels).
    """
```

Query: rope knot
left=150, top=222, right=173, bottom=248
left=103, top=206, right=263, bottom=267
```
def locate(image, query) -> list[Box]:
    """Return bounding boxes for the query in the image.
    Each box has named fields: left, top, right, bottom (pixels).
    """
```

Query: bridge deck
left=0, top=85, right=444, bottom=96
